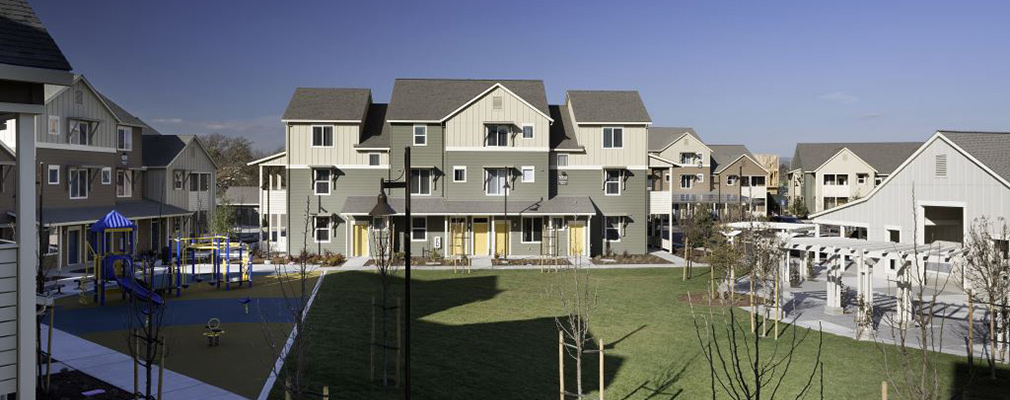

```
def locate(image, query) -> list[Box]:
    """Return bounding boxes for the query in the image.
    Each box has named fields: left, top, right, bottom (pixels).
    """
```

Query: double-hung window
left=521, top=166, right=534, bottom=183
left=314, top=169, right=331, bottom=195
left=117, top=126, right=132, bottom=150
left=47, top=165, right=60, bottom=185
left=413, top=125, right=427, bottom=146
left=101, top=167, right=112, bottom=185
left=116, top=170, right=132, bottom=197
left=410, top=169, right=431, bottom=195
left=486, top=168, right=508, bottom=195
left=522, top=217, right=543, bottom=243
left=680, top=175, right=694, bottom=189
left=603, top=127, right=623, bottom=148
left=190, top=173, right=210, bottom=192
left=604, top=169, right=621, bottom=195
left=486, top=125, right=508, bottom=147
left=70, top=120, right=90, bottom=145
left=605, top=216, right=622, bottom=242
left=314, top=216, right=331, bottom=243
left=69, top=169, right=88, bottom=199
left=312, top=126, right=333, bottom=147
left=411, top=217, right=427, bottom=241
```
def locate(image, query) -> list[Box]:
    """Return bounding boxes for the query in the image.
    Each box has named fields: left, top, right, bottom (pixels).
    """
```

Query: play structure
left=173, top=235, right=253, bottom=291
left=88, top=210, right=166, bottom=307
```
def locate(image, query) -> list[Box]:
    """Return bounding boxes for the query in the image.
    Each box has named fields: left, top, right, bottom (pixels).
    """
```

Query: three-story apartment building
left=256, top=79, right=652, bottom=258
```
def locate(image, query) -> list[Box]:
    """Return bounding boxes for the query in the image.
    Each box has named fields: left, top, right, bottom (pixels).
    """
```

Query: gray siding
left=555, top=169, right=647, bottom=255
left=444, top=152, right=549, bottom=202
left=389, top=123, right=443, bottom=196
left=37, top=80, right=116, bottom=148
left=287, top=168, right=388, bottom=255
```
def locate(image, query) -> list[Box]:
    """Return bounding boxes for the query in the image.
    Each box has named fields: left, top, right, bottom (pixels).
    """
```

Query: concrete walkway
left=41, top=325, right=243, bottom=400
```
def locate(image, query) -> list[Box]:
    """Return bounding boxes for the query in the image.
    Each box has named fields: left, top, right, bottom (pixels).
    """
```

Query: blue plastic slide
left=116, top=276, right=165, bottom=306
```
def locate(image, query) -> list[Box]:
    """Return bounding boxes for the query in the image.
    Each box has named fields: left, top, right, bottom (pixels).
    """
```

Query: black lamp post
left=369, top=146, right=411, bottom=398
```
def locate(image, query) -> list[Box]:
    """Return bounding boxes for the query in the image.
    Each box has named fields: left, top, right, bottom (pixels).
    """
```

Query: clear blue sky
left=32, top=0, right=1010, bottom=155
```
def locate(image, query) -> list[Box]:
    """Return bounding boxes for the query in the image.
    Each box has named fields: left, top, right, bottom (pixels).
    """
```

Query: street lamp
left=369, top=146, right=411, bottom=398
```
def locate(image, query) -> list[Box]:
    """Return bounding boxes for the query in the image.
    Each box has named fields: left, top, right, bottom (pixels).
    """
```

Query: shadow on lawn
left=307, top=271, right=625, bottom=399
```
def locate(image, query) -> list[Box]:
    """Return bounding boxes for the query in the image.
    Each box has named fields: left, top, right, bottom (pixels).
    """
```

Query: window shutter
left=935, top=154, right=947, bottom=177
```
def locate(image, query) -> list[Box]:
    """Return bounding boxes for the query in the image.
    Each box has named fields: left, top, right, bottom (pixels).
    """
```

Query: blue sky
left=32, top=0, right=1010, bottom=155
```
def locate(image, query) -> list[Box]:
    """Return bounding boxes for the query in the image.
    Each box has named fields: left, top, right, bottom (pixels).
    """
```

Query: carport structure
left=781, top=236, right=962, bottom=329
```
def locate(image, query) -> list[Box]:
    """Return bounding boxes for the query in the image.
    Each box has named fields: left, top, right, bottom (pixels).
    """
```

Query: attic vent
left=935, top=154, right=947, bottom=178
left=492, top=96, right=503, bottom=110
left=75, top=90, right=83, bottom=104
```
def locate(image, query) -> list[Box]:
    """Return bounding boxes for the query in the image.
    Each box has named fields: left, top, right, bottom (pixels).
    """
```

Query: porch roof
left=40, top=200, right=192, bottom=227
left=340, top=195, right=596, bottom=216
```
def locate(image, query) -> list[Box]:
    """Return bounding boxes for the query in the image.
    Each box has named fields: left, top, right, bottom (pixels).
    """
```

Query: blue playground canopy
left=90, top=210, right=136, bottom=232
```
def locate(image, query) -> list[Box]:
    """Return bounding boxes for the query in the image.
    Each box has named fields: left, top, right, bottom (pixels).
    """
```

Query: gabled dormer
left=38, top=75, right=125, bottom=151
left=282, top=88, right=388, bottom=168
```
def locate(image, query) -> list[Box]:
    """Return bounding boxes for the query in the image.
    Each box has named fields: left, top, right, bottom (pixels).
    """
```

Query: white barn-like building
left=811, top=130, right=1010, bottom=246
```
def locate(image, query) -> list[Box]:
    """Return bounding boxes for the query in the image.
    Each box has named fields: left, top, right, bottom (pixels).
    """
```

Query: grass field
left=277, top=268, right=1008, bottom=399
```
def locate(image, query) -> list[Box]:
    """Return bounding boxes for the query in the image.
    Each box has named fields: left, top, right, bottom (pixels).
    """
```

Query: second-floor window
left=453, top=166, right=466, bottom=183
left=410, top=169, right=431, bottom=195
left=313, top=169, right=331, bottom=195
left=486, top=168, right=508, bottom=195
left=603, top=127, right=623, bottom=149
left=726, top=175, right=737, bottom=186
left=69, top=120, right=90, bottom=145
left=47, top=165, right=60, bottom=185
left=823, top=174, right=848, bottom=185
left=189, top=173, right=210, bottom=192
left=521, top=166, right=534, bottom=183
left=604, top=169, right=621, bottom=195
left=116, top=170, right=132, bottom=197
left=857, top=173, right=868, bottom=184
left=680, top=174, right=694, bottom=189
left=486, top=125, right=508, bottom=147
left=312, top=126, right=333, bottom=147
left=117, top=126, right=132, bottom=150
left=173, top=171, right=185, bottom=190
left=101, top=167, right=112, bottom=185
left=69, top=169, right=88, bottom=199
left=413, top=125, right=427, bottom=146
left=749, top=176, right=766, bottom=187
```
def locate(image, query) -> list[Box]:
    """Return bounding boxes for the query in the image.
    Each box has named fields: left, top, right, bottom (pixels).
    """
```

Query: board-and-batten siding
left=565, top=103, right=647, bottom=168
left=443, top=86, right=550, bottom=150
left=164, top=142, right=217, bottom=214
left=0, top=245, right=17, bottom=393
left=813, top=138, right=1010, bottom=243
left=37, top=80, right=116, bottom=148
left=814, top=149, right=876, bottom=211
left=287, top=124, right=387, bottom=166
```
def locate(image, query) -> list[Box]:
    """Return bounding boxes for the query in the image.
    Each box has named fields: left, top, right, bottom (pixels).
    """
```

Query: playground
left=45, top=210, right=319, bottom=399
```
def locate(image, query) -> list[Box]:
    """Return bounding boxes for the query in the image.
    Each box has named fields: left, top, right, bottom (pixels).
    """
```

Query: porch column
left=781, top=248, right=791, bottom=287
left=825, top=249, right=843, bottom=314
left=800, top=249, right=810, bottom=281
left=16, top=113, right=37, bottom=396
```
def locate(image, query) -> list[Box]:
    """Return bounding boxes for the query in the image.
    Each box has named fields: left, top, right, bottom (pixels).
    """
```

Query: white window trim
left=47, top=165, right=60, bottom=185
left=313, top=169, right=331, bottom=196
left=485, top=124, right=509, bottom=148
left=69, top=168, right=88, bottom=200
left=485, top=168, right=508, bottom=196
left=410, top=169, right=432, bottom=196
left=603, top=127, right=624, bottom=149
left=101, top=167, right=112, bottom=185
left=521, top=166, right=534, bottom=183
left=521, top=123, right=535, bottom=139
left=310, top=125, right=334, bottom=148
left=116, top=170, right=132, bottom=198
left=521, top=216, right=543, bottom=244
left=605, top=216, right=623, bottom=243
left=117, top=126, right=133, bottom=151
left=48, top=115, right=60, bottom=135
left=412, top=124, right=427, bottom=146
left=604, top=170, right=621, bottom=196
left=556, top=153, right=568, bottom=167
left=453, top=166, right=467, bottom=183
left=173, top=171, right=185, bottom=190
left=368, top=153, right=381, bottom=166
left=314, top=216, right=332, bottom=243
left=680, top=174, right=694, bottom=189
left=411, top=217, right=427, bottom=242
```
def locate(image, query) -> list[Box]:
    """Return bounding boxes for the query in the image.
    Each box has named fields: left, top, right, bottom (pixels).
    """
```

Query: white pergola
left=781, top=236, right=962, bottom=325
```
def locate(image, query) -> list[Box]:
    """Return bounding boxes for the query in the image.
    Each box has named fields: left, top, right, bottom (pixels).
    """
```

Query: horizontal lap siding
left=389, top=124, right=443, bottom=196
left=0, top=246, right=15, bottom=390
left=556, top=170, right=647, bottom=255
left=287, top=169, right=388, bottom=255
left=444, top=152, right=549, bottom=202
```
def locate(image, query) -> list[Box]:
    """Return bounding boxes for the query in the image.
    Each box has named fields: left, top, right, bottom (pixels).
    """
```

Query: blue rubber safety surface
left=51, top=297, right=297, bottom=335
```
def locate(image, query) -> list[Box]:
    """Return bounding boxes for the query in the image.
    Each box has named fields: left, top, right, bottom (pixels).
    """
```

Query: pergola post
left=895, top=256, right=913, bottom=328
left=800, top=249, right=810, bottom=281
left=825, top=249, right=843, bottom=315
left=782, top=249, right=792, bottom=287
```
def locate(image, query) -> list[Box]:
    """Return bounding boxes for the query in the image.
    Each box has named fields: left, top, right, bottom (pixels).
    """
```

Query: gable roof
left=220, top=186, right=258, bottom=206
left=142, top=134, right=198, bottom=167
left=282, top=88, right=371, bottom=122
left=791, top=142, right=920, bottom=174
left=709, top=144, right=761, bottom=173
left=549, top=105, right=582, bottom=151
left=939, top=130, right=1010, bottom=183
left=96, top=91, right=161, bottom=135
left=0, top=0, right=71, bottom=71
left=648, top=127, right=700, bottom=152
left=386, top=79, right=550, bottom=122
left=355, top=103, right=389, bottom=148
left=566, top=90, right=651, bottom=124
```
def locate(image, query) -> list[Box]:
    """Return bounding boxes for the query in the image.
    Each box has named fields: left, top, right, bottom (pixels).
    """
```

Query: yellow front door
left=494, top=220, right=509, bottom=257
left=449, top=219, right=466, bottom=256
left=569, top=222, right=585, bottom=256
left=473, top=220, right=489, bottom=255
left=353, top=224, right=368, bottom=257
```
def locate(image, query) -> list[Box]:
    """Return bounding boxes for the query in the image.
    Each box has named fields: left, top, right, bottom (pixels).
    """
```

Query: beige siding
left=657, top=134, right=711, bottom=167
left=564, top=103, right=648, bottom=168
left=443, top=86, right=551, bottom=150
left=36, top=80, right=116, bottom=148
left=814, top=148, right=876, bottom=212
left=286, top=123, right=385, bottom=166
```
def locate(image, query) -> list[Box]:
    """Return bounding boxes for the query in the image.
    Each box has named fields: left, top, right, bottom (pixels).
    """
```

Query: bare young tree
left=737, top=226, right=785, bottom=336
left=552, top=257, right=598, bottom=398
left=690, top=299, right=823, bottom=400
left=123, top=254, right=169, bottom=400
left=706, top=229, right=743, bottom=301
left=261, top=197, right=319, bottom=399
left=955, top=216, right=1010, bottom=380
left=370, top=216, right=400, bottom=387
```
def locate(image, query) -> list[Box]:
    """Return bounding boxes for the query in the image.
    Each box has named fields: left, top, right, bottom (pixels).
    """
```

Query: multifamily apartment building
left=254, top=79, right=652, bottom=258
left=646, top=128, right=769, bottom=250
left=0, top=75, right=218, bottom=269
left=788, top=142, right=919, bottom=214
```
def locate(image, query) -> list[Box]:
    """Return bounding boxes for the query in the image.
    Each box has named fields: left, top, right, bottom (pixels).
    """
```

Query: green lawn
left=278, top=268, right=1007, bottom=399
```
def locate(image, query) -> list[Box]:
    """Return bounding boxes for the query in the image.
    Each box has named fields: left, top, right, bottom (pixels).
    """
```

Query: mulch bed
left=678, top=292, right=757, bottom=307
left=491, top=258, right=571, bottom=266
left=363, top=257, right=458, bottom=267
left=40, top=369, right=131, bottom=400
left=592, top=254, right=672, bottom=265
